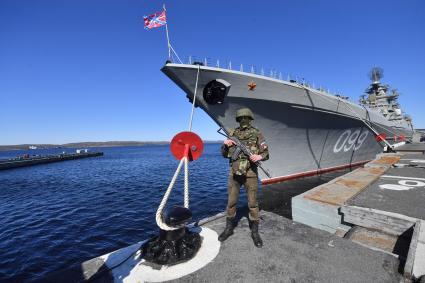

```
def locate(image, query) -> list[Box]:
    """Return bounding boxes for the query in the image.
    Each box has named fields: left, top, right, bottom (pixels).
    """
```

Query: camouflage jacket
left=221, top=125, right=269, bottom=177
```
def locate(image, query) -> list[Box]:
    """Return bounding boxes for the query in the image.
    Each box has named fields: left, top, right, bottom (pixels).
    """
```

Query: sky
left=1, top=0, right=424, bottom=145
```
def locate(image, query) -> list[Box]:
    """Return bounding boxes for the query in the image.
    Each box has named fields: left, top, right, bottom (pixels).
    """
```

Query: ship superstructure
left=360, top=67, right=413, bottom=130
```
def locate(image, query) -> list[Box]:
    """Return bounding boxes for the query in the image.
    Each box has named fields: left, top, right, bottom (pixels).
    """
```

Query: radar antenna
left=369, top=67, right=384, bottom=84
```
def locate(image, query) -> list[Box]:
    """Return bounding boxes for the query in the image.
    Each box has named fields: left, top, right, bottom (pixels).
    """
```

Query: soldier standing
left=218, top=107, right=269, bottom=247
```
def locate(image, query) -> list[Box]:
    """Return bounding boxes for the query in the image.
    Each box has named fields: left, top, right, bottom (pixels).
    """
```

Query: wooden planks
left=341, top=205, right=416, bottom=236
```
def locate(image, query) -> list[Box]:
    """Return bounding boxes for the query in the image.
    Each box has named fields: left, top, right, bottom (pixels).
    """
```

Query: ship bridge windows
left=203, top=79, right=231, bottom=105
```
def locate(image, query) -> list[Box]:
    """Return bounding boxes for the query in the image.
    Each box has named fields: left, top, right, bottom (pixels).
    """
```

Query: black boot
left=218, top=217, right=234, bottom=242
left=250, top=220, right=263, bottom=248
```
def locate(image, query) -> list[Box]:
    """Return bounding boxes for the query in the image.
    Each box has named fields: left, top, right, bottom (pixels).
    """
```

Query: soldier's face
left=238, top=116, right=251, bottom=128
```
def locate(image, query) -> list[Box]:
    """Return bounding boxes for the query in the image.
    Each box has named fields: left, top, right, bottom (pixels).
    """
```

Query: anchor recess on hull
left=203, top=79, right=231, bottom=105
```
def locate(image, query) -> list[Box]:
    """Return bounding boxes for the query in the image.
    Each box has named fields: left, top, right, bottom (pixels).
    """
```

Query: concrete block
left=413, top=220, right=425, bottom=279
left=292, top=192, right=351, bottom=234
left=405, top=220, right=425, bottom=280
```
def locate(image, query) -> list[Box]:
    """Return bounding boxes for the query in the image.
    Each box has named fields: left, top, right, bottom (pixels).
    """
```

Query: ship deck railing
left=170, top=55, right=347, bottom=99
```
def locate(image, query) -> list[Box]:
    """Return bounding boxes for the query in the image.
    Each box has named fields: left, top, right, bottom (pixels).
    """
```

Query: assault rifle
left=217, top=127, right=272, bottom=178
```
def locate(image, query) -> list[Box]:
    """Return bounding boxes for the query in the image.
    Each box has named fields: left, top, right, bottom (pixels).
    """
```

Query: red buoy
left=170, top=131, right=204, bottom=161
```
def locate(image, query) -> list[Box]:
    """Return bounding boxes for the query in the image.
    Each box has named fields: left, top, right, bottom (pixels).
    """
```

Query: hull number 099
left=333, top=129, right=369, bottom=153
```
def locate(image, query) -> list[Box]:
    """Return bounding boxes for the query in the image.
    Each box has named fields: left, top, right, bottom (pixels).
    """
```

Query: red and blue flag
left=144, top=10, right=166, bottom=29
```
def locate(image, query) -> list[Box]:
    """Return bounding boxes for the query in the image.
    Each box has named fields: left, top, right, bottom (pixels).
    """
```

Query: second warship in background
left=162, top=61, right=414, bottom=185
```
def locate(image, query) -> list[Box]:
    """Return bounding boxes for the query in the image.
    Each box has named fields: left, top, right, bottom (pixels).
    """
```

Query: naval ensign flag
left=143, top=10, right=167, bottom=29
left=144, top=6, right=173, bottom=60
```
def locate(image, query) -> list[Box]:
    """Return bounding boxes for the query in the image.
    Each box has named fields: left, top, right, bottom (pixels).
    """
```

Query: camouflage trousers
left=226, top=173, right=259, bottom=221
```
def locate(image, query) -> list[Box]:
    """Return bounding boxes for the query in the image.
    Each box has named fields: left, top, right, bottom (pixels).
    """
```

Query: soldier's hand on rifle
left=224, top=139, right=235, bottom=146
left=249, top=154, right=263, bottom=163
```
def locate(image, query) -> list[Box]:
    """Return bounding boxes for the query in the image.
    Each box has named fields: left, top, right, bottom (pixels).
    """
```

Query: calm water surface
left=0, top=144, right=239, bottom=282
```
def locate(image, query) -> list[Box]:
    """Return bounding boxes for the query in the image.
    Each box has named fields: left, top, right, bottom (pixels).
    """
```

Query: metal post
left=163, top=4, right=171, bottom=61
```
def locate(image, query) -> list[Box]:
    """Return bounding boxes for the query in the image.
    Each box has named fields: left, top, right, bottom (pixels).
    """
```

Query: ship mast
left=360, top=67, right=412, bottom=128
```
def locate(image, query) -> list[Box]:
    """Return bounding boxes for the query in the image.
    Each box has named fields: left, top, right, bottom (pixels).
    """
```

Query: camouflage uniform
left=221, top=125, right=269, bottom=221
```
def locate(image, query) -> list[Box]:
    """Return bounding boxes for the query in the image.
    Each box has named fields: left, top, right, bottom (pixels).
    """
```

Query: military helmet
left=236, top=108, right=254, bottom=121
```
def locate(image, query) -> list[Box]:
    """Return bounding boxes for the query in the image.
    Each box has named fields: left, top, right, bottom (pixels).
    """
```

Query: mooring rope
left=188, top=65, right=201, bottom=132
left=323, top=87, right=406, bottom=144
left=155, top=65, right=201, bottom=231
left=155, top=157, right=186, bottom=230
left=302, top=85, right=395, bottom=148
left=334, top=97, right=406, bottom=148
left=184, top=155, right=189, bottom=208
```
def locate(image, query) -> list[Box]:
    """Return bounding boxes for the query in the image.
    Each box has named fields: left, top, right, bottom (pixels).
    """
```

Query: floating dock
left=0, top=151, right=103, bottom=170
left=46, top=143, right=425, bottom=282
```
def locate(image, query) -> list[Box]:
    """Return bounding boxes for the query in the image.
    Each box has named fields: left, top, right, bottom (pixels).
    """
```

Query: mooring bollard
left=141, top=206, right=202, bottom=265
left=141, top=131, right=204, bottom=265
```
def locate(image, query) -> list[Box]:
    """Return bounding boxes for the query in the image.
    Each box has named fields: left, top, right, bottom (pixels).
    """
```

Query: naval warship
left=162, top=61, right=414, bottom=185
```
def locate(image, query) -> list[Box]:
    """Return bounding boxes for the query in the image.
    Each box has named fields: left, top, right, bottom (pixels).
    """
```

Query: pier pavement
left=293, top=143, right=425, bottom=281
left=46, top=210, right=401, bottom=283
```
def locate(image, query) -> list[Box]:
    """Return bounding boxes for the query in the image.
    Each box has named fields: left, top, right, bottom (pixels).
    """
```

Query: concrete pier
left=0, top=152, right=103, bottom=170
left=46, top=211, right=401, bottom=283
left=293, top=143, right=425, bottom=281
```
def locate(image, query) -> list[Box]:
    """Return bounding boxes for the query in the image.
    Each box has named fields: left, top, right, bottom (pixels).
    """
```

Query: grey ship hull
left=162, top=63, right=413, bottom=184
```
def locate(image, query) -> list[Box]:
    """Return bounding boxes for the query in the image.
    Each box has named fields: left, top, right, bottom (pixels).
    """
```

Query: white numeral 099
left=334, top=129, right=369, bottom=153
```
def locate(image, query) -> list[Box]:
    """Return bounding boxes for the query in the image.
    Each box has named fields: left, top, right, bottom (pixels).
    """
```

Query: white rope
left=366, top=120, right=413, bottom=143
left=303, top=86, right=394, bottom=148
left=340, top=106, right=390, bottom=148
left=323, top=90, right=403, bottom=142
left=155, top=157, right=185, bottom=231
left=334, top=99, right=400, bottom=148
left=184, top=157, right=189, bottom=208
left=188, top=65, right=201, bottom=132
left=155, top=65, right=201, bottom=231
left=339, top=99, right=393, bottom=147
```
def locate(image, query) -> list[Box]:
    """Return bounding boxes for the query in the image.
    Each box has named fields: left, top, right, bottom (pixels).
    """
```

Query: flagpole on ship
left=163, top=4, right=171, bottom=61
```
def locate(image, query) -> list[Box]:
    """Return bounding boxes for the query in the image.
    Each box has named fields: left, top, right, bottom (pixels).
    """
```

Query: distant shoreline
left=0, top=141, right=222, bottom=152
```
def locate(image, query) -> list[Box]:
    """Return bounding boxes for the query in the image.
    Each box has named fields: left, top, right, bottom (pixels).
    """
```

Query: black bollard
left=141, top=206, right=202, bottom=265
